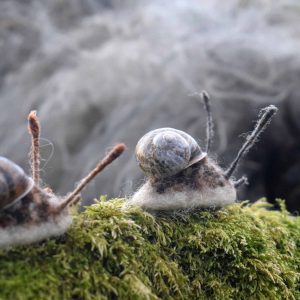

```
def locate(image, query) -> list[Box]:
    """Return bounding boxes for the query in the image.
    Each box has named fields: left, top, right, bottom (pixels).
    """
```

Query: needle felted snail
left=0, top=111, right=125, bottom=247
left=128, top=92, right=278, bottom=211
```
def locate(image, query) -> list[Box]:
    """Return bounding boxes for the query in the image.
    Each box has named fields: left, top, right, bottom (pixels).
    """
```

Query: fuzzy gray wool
left=0, top=0, right=300, bottom=210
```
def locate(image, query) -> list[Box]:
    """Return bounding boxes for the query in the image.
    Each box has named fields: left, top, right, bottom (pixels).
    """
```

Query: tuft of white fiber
left=0, top=214, right=72, bottom=248
left=127, top=181, right=236, bottom=211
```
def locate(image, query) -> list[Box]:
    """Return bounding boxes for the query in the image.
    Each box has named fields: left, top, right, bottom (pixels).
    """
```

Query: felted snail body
left=136, top=128, right=207, bottom=179
left=0, top=111, right=125, bottom=247
left=129, top=128, right=236, bottom=211
left=128, top=93, right=278, bottom=212
left=0, top=156, right=72, bottom=247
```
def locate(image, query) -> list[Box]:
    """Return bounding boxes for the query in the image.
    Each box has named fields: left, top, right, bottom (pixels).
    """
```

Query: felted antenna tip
left=201, top=90, right=210, bottom=102
left=28, top=110, right=37, bottom=122
left=107, top=143, right=126, bottom=161
left=56, top=143, right=126, bottom=211
left=28, top=110, right=40, bottom=137
left=258, top=105, right=278, bottom=124
left=263, top=105, right=278, bottom=114
left=93, top=143, right=126, bottom=173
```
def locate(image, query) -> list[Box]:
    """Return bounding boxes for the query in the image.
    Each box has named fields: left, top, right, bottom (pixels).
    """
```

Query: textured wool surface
left=0, top=198, right=299, bottom=299
left=128, top=181, right=236, bottom=211
left=1, top=0, right=300, bottom=210
left=0, top=213, right=71, bottom=248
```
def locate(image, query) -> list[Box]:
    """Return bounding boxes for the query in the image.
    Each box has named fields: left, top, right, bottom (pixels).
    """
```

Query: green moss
left=0, top=199, right=299, bottom=300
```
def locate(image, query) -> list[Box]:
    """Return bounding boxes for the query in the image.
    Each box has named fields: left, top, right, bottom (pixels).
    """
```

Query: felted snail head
left=136, top=128, right=207, bottom=179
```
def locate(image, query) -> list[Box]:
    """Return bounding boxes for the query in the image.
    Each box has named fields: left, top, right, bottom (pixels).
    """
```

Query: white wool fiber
left=127, top=181, right=236, bottom=211
left=0, top=214, right=72, bottom=248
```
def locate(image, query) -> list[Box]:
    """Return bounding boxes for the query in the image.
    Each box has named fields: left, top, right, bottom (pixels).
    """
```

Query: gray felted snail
left=128, top=92, right=278, bottom=211
left=0, top=111, right=125, bottom=247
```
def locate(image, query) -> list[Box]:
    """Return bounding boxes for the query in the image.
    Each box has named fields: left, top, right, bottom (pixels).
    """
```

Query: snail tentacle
left=57, top=143, right=126, bottom=211
left=225, top=105, right=278, bottom=179
left=201, top=91, right=214, bottom=154
left=28, top=110, right=41, bottom=185
left=191, top=91, right=214, bottom=154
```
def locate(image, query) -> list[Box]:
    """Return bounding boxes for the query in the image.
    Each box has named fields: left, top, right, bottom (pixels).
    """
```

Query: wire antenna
left=225, top=105, right=278, bottom=179
left=57, top=143, right=126, bottom=211
left=28, top=111, right=41, bottom=185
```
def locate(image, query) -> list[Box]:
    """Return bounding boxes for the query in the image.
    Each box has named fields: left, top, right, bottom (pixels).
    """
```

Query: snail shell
left=0, top=157, right=34, bottom=210
left=136, top=128, right=207, bottom=179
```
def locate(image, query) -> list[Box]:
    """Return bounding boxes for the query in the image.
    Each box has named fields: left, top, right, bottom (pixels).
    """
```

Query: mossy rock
left=0, top=199, right=299, bottom=300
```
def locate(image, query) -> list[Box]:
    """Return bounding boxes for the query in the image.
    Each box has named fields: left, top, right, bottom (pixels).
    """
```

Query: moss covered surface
left=0, top=199, right=299, bottom=300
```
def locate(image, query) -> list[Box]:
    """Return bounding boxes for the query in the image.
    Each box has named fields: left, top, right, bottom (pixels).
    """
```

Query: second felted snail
left=128, top=92, right=278, bottom=212
left=0, top=112, right=125, bottom=247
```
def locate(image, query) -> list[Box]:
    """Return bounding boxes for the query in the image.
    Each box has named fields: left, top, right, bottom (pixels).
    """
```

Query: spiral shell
left=136, top=128, right=207, bottom=179
left=0, top=157, right=34, bottom=210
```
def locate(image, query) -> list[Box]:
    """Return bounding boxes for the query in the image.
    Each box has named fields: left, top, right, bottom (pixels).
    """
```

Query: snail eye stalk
left=57, top=143, right=126, bottom=211
left=225, top=105, right=278, bottom=179
left=191, top=91, right=214, bottom=154
left=201, top=91, right=214, bottom=154
left=28, top=111, right=41, bottom=185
